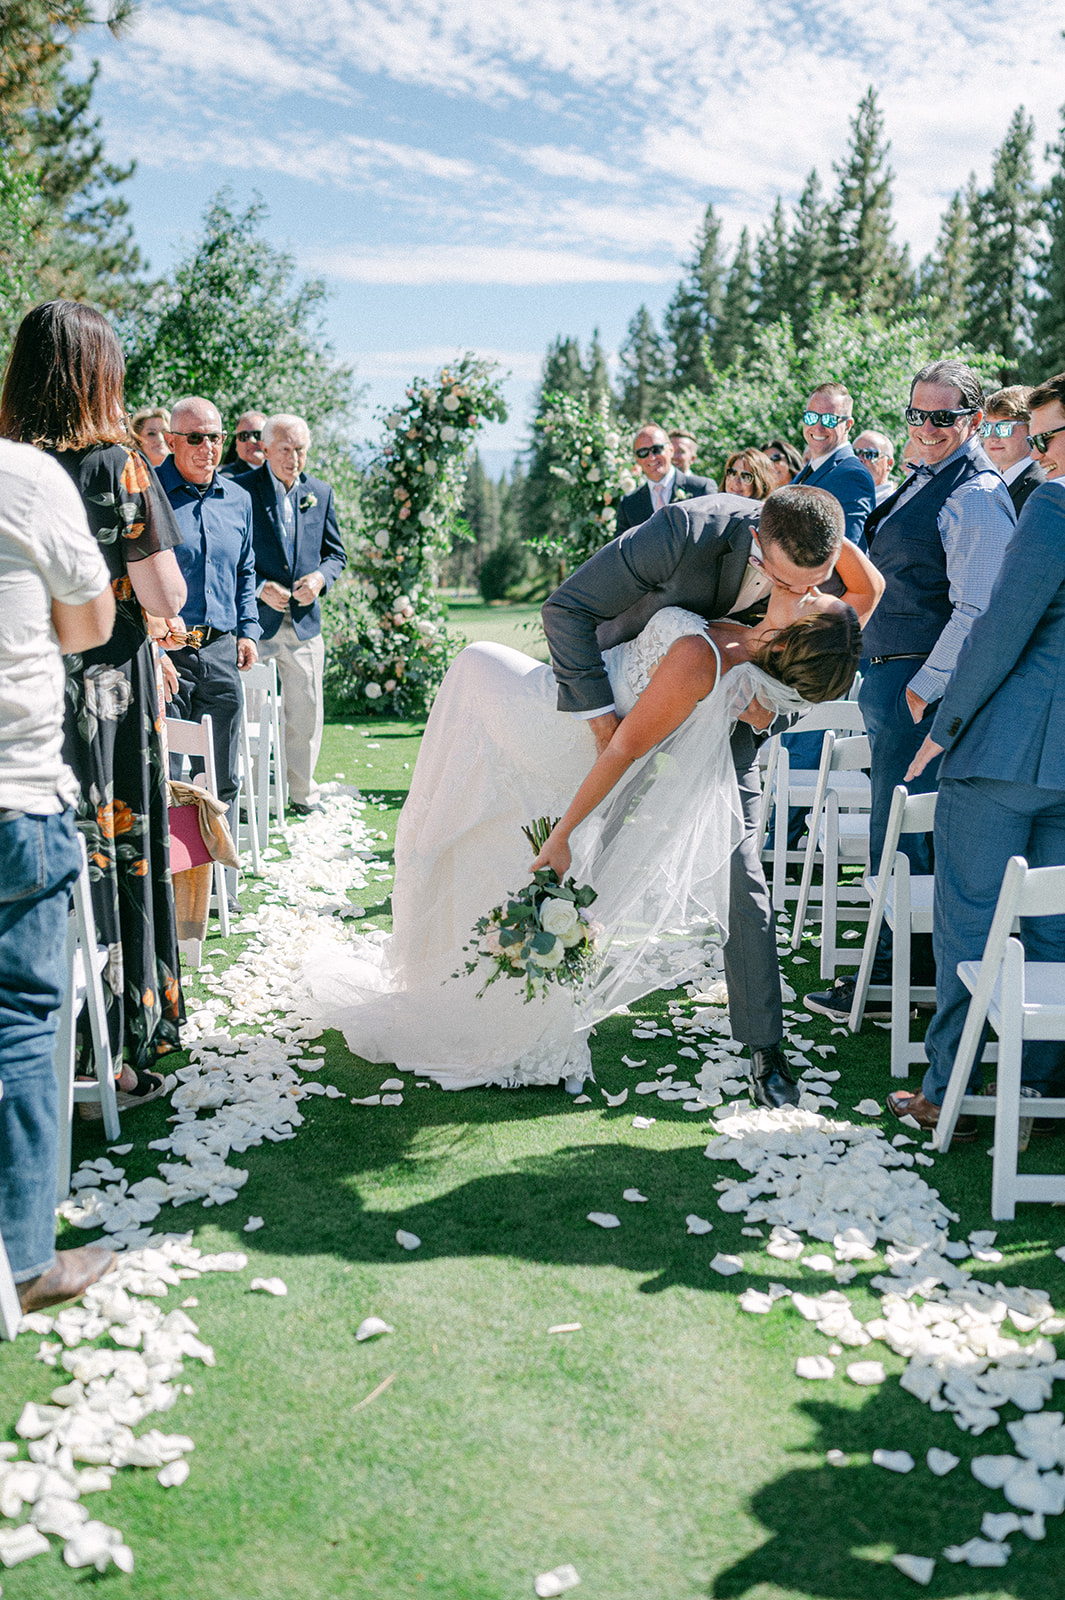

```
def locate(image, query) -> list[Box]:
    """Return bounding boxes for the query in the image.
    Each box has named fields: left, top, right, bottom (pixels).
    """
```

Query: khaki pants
left=257, top=617, right=325, bottom=805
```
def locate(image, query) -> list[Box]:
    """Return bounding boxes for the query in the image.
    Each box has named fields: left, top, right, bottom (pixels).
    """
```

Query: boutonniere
left=299, top=493, right=317, bottom=512
left=673, top=489, right=693, bottom=503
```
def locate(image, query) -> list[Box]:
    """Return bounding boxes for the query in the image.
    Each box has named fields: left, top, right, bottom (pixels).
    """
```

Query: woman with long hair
left=0, top=302, right=188, bottom=1099
left=722, top=447, right=776, bottom=501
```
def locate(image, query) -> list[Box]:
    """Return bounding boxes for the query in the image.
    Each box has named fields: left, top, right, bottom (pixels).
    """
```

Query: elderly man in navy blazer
left=239, top=414, right=346, bottom=814
left=793, top=382, right=875, bottom=548
left=887, top=372, right=1065, bottom=1136
left=615, top=423, right=716, bottom=533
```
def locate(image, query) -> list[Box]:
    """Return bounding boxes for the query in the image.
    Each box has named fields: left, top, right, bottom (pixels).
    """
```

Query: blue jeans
left=858, top=659, right=941, bottom=982
left=0, top=809, right=81, bottom=1280
left=923, top=776, right=1065, bottom=1104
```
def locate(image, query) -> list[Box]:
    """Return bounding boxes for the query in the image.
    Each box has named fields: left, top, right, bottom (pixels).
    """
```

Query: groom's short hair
left=760, top=485, right=845, bottom=567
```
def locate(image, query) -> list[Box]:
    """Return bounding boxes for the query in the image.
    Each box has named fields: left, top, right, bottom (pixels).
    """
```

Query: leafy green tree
left=0, top=3, right=142, bottom=318
left=713, top=228, right=755, bottom=369
left=616, top=304, right=668, bottom=421
left=0, top=153, right=45, bottom=347
left=786, top=169, right=829, bottom=342
left=664, top=203, right=726, bottom=391
left=823, top=86, right=911, bottom=315
left=523, top=334, right=604, bottom=547
left=965, top=107, right=1041, bottom=382
left=1032, top=104, right=1065, bottom=378
left=918, top=183, right=974, bottom=346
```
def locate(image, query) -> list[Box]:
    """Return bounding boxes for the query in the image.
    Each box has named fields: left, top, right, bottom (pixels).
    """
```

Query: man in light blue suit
left=793, top=382, right=875, bottom=550
left=887, top=372, right=1065, bottom=1133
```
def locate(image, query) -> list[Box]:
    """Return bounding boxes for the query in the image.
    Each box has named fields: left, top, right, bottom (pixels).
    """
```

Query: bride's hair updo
left=752, top=605, right=862, bottom=703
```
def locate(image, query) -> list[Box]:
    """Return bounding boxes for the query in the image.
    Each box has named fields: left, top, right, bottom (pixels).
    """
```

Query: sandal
left=114, top=1067, right=168, bottom=1111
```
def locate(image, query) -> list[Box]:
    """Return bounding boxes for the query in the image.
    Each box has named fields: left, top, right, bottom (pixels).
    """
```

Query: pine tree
left=823, top=86, right=911, bottom=314
left=1031, top=104, right=1065, bottom=378
left=664, top=203, right=727, bottom=391
left=787, top=170, right=828, bottom=342
left=755, top=197, right=791, bottom=325
left=522, top=335, right=594, bottom=546
left=918, top=183, right=974, bottom=346
left=965, top=107, right=1041, bottom=381
left=617, top=305, right=668, bottom=420
left=584, top=327, right=613, bottom=408
left=713, top=229, right=755, bottom=369
left=0, top=4, right=142, bottom=317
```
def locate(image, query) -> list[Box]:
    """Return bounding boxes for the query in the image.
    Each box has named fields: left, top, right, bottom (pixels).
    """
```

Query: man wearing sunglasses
left=891, top=371, right=1065, bottom=1137
left=980, top=386, right=1045, bottom=516
left=853, top=430, right=898, bottom=503
left=159, top=397, right=261, bottom=878
left=806, top=359, right=1015, bottom=1026
left=615, top=424, right=716, bottom=534
left=793, top=382, right=875, bottom=550
left=220, top=410, right=267, bottom=479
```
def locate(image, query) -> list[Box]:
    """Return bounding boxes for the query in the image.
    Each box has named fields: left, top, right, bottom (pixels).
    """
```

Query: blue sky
left=84, top=1, right=1064, bottom=471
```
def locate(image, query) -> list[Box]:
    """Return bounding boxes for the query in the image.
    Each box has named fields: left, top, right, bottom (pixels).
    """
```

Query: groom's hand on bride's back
left=588, top=710, right=620, bottom=755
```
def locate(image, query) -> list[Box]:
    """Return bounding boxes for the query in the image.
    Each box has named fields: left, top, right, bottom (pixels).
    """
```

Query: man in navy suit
left=887, top=372, right=1065, bottom=1134
left=615, top=423, right=716, bottom=533
left=980, top=385, right=1046, bottom=516
left=239, top=414, right=346, bottom=814
left=793, top=382, right=875, bottom=548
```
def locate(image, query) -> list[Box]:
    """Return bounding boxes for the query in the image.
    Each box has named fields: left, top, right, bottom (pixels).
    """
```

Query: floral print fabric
left=52, top=442, right=185, bottom=1072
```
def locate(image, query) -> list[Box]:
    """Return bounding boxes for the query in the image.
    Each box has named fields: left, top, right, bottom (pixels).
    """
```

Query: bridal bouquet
left=458, top=818, right=600, bottom=1002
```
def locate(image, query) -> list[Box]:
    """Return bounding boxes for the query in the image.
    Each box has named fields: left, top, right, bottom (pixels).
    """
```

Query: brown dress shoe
left=17, top=1245, right=116, bottom=1313
left=886, top=1089, right=978, bottom=1143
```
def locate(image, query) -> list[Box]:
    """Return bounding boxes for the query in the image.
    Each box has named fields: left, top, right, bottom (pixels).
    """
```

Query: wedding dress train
left=300, top=607, right=803, bottom=1088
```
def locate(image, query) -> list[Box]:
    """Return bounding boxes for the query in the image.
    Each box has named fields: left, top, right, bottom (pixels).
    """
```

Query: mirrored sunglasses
left=802, top=411, right=850, bottom=428
left=979, top=419, right=1025, bottom=438
left=855, top=447, right=882, bottom=461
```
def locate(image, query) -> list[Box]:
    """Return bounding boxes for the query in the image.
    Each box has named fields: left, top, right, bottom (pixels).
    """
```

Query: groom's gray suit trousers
left=726, top=730, right=782, bottom=1051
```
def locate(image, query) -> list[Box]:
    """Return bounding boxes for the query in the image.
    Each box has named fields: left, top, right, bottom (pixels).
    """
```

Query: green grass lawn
left=4, top=614, right=1065, bottom=1598
left=445, top=598, right=550, bottom=661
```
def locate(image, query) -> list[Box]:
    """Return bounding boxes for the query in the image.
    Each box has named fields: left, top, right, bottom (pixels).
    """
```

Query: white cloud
left=303, top=244, right=677, bottom=284
left=511, top=145, right=637, bottom=186
left=120, top=10, right=351, bottom=99
left=147, top=125, right=479, bottom=187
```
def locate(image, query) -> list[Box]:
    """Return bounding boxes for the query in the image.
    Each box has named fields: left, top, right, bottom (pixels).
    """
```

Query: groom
left=542, top=485, right=847, bottom=1108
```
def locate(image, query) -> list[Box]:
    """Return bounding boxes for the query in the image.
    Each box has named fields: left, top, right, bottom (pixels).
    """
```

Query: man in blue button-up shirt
left=158, top=397, right=261, bottom=817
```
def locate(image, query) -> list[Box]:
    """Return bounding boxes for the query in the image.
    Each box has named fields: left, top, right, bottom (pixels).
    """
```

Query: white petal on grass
left=710, top=1253, right=743, bottom=1275
left=0, top=1522, right=52, bottom=1564
left=243, top=1216, right=264, bottom=1232
left=873, top=1449, right=915, bottom=1473
left=249, top=1277, right=287, bottom=1296
left=855, top=1099, right=882, bottom=1116
left=396, top=1230, right=421, bottom=1250
left=547, top=1323, right=582, bottom=1334
left=572, top=1094, right=592, bottom=1104
left=826, top=1448, right=847, bottom=1465
left=927, top=1448, right=960, bottom=1476
left=587, top=1212, right=621, bottom=1229
left=351, top=1095, right=381, bottom=1105
left=534, top=1565, right=581, bottom=1597
left=942, top=1538, right=1010, bottom=1567
left=622, top=1189, right=648, bottom=1203
left=355, top=1316, right=394, bottom=1342
left=846, top=1361, right=886, bottom=1386
left=601, top=1088, right=628, bottom=1107
left=738, top=1289, right=774, bottom=1314
left=157, top=1460, right=190, bottom=1488
left=379, top=1078, right=405, bottom=1091
left=381, top=1093, right=404, bottom=1106
left=796, top=1356, right=835, bottom=1380
left=685, top=1214, right=713, bottom=1235
left=982, top=1512, right=1023, bottom=1541
left=621, top=1056, right=647, bottom=1068
left=631, top=1115, right=656, bottom=1128
left=891, top=1554, right=935, bottom=1585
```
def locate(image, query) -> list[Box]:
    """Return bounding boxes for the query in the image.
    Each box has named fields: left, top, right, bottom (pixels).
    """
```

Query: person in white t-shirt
left=0, top=439, right=118, bottom=1316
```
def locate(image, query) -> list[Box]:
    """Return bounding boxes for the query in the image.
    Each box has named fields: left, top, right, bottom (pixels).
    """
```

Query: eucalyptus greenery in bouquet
left=457, top=818, right=601, bottom=1002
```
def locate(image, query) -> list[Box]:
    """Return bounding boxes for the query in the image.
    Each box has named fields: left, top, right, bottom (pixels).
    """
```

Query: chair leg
left=990, top=943, right=1025, bottom=1221
left=890, top=872, right=911, bottom=1080
left=820, top=798, right=840, bottom=980
left=54, top=921, right=78, bottom=1203
left=0, top=1228, right=22, bottom=1340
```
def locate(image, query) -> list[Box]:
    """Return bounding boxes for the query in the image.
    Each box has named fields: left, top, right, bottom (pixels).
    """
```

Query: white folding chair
left=791, top=731, right=872, bottom=977
left=238, top=659, right=285, bottom=868
left=845, top=785, right=939, bottom=1077
left=54, top=834, right=120, bottom=1200
left=166, top=713, right=230, bottom=939
left=936, top=857, right=1065, bottom=1218
left=0, top=1085, right=25, bottom=1340
left=758, top=700, right=867, bottom=912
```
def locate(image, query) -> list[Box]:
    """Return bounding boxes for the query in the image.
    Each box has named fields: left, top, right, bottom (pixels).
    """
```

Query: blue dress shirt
left=158, top=459, right=262, bottom=640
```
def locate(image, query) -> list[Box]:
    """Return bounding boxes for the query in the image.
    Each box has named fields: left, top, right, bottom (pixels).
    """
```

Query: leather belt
left=867, top=653, right=927, bottom=666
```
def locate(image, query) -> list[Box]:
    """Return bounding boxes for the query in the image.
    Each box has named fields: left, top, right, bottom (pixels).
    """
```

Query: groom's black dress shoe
left=749, top=1046, right=800, bottom=1109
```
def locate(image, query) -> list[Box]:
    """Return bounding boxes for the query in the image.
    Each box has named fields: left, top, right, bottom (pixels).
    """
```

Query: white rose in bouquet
left=85, top=666, right=132, bottom=722
left=540, top=899, right=582, bottom=945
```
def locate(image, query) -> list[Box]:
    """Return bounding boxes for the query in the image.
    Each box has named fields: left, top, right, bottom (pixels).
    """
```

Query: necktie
left=794, top=463, right=813, bottom=485
left=281, top=490, right=296, bottom=564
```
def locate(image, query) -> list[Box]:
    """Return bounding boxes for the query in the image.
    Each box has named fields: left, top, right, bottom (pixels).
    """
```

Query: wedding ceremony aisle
left=3, top=711, right=1065, bottom=1599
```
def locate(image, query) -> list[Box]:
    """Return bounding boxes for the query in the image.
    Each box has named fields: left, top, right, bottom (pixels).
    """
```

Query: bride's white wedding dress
left=300, top=606, right=805, bottom=1089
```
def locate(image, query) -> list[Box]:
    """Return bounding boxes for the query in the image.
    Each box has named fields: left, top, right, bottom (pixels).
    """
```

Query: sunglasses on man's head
left=170, top=430, right=226, bottom=446
left=904, top=406, right=975, bottom=428
left=236, top=429, right=262, bottom=442
left=979, top=419, right=1025, bottom=439
left=1027, top=422, right=1065, bottom=455
left=634, top=444, right=667, bottom=459
left=802, top=411, right=850, bottom=428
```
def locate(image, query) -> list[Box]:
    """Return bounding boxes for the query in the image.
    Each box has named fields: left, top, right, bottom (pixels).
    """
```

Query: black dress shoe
left=749, top=1045, right=800, bottom=1109
left=288, top=800, right=322, bottom=816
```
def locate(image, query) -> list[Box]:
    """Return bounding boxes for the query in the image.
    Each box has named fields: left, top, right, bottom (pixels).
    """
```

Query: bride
left=301, top=566, right=873, bottom=1090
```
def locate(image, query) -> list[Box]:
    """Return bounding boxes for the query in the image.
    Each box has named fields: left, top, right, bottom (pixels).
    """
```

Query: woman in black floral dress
left=0, top=303, right=188, bottom=1092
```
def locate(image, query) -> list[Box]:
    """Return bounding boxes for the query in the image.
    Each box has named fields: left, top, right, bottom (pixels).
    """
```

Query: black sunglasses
left=635, top=444, right=667, bottom=459
left=855, top=447, right=883, bottom=461
left=170, top=430, right=226, bottom=446
left=1028, top=422, right=1065, bottom=454
left=904, top=406, right=975, bottom=428
left=236, top=429, right=263, bottom=442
